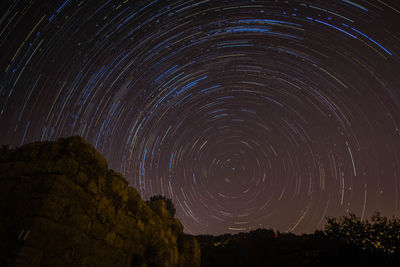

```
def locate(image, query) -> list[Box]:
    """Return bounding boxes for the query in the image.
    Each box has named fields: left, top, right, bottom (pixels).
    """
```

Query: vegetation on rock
left=147, top=195, right=176, bottom=217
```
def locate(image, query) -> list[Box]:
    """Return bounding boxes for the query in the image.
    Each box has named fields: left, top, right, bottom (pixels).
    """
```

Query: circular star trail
left=1, top=0, right=400, bottom=235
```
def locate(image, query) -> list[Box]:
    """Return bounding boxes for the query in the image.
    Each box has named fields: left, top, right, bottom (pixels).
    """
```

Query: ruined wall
left=0, top=136, right=200, bottom=267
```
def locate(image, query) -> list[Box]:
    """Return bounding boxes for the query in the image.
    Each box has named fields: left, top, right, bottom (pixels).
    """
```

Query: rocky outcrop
left=0, top=136, right=200, bottom=267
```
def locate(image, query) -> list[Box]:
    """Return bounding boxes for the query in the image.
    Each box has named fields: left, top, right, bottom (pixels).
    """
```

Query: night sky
left=1, top=0, right=400, bottom=235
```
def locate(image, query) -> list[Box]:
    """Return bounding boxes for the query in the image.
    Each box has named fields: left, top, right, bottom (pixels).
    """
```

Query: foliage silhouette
left=149, top=195, right=176, bottom=217
left=196, top=213, right=400, bottom=266
left=324, top=212, right=400, bottom=255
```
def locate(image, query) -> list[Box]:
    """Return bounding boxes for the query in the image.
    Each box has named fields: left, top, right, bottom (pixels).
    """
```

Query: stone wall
left=0, top=136, right=200, bottom=267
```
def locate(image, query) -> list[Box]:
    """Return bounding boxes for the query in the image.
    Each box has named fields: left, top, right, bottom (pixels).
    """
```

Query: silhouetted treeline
left=196, top=213, right=400, bottom=267
left=325, top=212, right=400, bottom=255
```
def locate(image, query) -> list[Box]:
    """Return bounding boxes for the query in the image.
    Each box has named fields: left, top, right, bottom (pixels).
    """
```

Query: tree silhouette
left=324, top=212, right=400, bottom=254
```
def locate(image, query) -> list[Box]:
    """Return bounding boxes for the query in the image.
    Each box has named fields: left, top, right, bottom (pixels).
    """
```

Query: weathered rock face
left=0, top=136, right=200, bottom=267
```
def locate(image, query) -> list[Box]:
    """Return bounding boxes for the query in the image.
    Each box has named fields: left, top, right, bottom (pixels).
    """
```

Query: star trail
left=1, top=0, right=400, bottom=235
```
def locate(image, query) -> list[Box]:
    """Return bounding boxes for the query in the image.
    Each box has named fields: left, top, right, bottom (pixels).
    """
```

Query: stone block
left=97, top=196, right=115, bottom=223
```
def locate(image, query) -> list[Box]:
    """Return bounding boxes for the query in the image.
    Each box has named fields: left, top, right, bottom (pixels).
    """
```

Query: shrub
left=149, top=195, right=176, bottom=217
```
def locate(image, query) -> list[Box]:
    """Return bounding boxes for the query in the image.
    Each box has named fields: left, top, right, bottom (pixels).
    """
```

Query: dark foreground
left=1, top=137, right=399, bottom=266
left=196, top=229, right=400, bottom=267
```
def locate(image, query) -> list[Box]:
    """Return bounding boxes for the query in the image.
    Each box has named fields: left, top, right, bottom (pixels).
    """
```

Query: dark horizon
left=1, top=0, right=400, bottom=236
